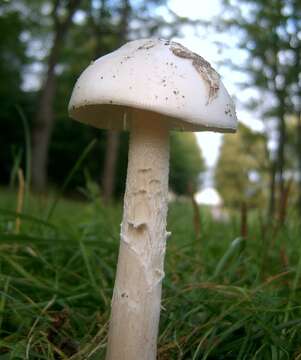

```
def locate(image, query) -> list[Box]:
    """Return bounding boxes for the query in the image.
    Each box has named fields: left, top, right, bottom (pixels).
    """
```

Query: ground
left=0, top=187, right=301, bottom=359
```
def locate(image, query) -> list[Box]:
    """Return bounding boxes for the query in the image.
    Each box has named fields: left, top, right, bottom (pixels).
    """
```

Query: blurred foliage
left=217, top=0, right=301, bottom=215
left=170, top=132, right=204, bottom=195
left=215, top=124, right=269, bottom=209
left=219, top=0, right=300, bottom=114
left=0, top=7, right=31, bottom=183
left=0, top=0, right=205, bottom=197
left=0, top=10, right=26, bottom=98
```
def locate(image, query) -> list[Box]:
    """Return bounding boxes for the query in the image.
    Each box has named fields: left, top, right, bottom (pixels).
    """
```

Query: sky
left=168, top=0, right=264, bottom=170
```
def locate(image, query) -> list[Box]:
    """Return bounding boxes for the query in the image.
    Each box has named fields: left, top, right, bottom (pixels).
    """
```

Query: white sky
left=168, top=0, right=263, bottom=168
left=195, top=187, right=222, bottom=206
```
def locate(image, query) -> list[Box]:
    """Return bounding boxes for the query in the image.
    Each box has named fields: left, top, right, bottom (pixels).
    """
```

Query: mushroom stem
left=106, top=111, right=170, bottom=360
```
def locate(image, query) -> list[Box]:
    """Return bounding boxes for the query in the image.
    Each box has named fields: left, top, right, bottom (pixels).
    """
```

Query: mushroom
left=68, top=38, right=237, bottom=360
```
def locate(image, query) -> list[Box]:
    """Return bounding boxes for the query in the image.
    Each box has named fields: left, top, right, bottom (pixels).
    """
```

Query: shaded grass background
left=1, top=187, right=301, bottom=359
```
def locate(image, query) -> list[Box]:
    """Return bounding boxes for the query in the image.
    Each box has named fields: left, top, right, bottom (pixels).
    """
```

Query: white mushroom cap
left=68, top=38, right=237, bottom=132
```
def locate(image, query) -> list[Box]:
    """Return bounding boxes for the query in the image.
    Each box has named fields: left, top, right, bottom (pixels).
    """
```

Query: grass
left=0, top=187, right=301, bottom=359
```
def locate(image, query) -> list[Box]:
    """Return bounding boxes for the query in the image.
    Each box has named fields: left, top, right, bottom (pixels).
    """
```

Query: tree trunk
left=268, top=161, right=276, bottom=220
left=293, top=3, right=301, bottom=214
left=101, top=0, right=130, bottom=202
left=297, top=111, right=301, bottom=213
left=276, top=95, right=286, bottom=219
left=31, top=0, right=81, bottom=191
left=31, top=53, right=57, bottom=191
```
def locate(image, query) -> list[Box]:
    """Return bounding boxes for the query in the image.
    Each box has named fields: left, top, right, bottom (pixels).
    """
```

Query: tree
left=217, top=0, right=301, bottom=217
left=31, top=0, right=82, bottom=191
left=289, top=0, right=301, bottom=213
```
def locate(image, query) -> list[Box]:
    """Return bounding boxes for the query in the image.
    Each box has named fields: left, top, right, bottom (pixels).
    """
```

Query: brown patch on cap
left=169, top=42, right=220, bottom=104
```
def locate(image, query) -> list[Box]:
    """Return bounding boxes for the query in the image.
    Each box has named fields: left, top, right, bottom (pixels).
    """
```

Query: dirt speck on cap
left=137, top=40, right=156, bottom=50
left=224, top=102, right=236, bottom=118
